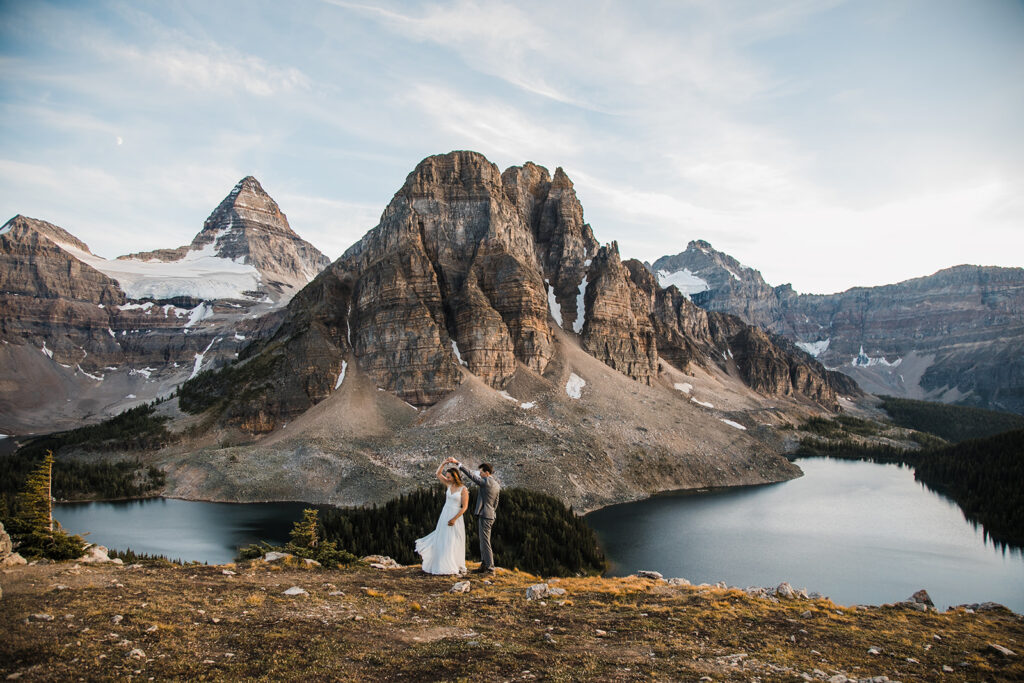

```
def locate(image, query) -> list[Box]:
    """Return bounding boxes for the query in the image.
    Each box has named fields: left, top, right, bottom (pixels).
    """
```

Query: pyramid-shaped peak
left=204, top=175, right=296, bottom=238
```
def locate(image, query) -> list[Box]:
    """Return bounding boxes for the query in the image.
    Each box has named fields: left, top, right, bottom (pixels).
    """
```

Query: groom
left=447, top=457, right=500, bottom=573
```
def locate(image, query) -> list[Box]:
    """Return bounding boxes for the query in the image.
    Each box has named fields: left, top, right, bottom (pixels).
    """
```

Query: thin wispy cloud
left=0, top=0, right=1021, bottom=292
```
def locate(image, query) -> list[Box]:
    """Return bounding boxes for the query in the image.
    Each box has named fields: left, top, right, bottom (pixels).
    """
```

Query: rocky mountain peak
left=400, top=150, right=504, bottom=202
left=2, top=214, right=93, bottom=255
left=117, top=177, right=330, bottom=300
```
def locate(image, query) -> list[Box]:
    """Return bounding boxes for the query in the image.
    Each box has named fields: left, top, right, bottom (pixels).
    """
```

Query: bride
left=414, top=459, right=469, bottom=575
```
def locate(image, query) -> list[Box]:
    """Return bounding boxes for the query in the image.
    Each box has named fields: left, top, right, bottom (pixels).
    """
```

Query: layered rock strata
left=198, top=151, right=846, bottom=434
left=652, top=241, right=1024, bottom=413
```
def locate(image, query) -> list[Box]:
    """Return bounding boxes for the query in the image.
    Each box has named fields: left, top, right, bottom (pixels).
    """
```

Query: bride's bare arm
left=435, top=461, right=451, bottom=486
left=448, top=487, right=470, bottom=526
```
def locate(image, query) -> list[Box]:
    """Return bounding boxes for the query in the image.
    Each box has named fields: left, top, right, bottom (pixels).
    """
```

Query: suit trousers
left=477, top=516, right=495, bottom=570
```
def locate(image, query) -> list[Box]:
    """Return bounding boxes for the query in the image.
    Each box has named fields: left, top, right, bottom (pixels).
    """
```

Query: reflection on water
left=586, top=458, right=1024, bottom=612
left=54, top=499, right=318, bottom=565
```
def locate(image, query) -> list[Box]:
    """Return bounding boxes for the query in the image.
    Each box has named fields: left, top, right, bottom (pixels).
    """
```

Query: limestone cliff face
left=582, top=247, right=657, bottom=385
left=653, top=241, right=1024, bottom=413
left=204, top=151, right=846, bottom=434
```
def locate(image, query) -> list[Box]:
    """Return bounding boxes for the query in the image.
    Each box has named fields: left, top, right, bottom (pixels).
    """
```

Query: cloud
left=105, top=44, right=310, bottom=97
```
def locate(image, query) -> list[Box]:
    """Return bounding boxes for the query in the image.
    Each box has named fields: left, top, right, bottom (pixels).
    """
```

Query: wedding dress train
left=415, top=486, right=467, bottom=575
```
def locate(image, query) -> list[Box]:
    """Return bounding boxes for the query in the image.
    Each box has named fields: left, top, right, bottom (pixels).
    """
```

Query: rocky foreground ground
left=2, top=559, right=1021, bottom=682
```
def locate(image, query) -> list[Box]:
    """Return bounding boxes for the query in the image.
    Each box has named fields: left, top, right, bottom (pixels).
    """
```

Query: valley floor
left=2, top=561, right=1022, bottom=681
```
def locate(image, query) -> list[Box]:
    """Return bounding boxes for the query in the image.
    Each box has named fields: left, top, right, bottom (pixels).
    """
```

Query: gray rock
left=910, top=589, right=934, bottom=606
left=776, top=582, right=797, bottom=599
left=221, top=569, right=236, bottom=576
left=30, top=613, right=54, bottom=621
left=543, top=633, right=556, bottom=644
left=942, top=665, right=954, bottom=673
left=828, top=676, right=848, bottom=683
left=362, top=555, right=402, bottom=569
left=666, top=577, right=691, bottom=586
left=78, top=544, right=113, bottom=564
left=263, top=551, right=291, bottom=562
left=0, top=521, right=11, bottom=560
left=526, top=583, right=549, bottom=600
left=301, top=558, right=321, bottom=568
left=112, top=615, right=123, bottom=625
left=1, top=552, right=27, bottom=567
left=450, top=581, right=471, bottom=594
left=986, top=642, right=1017, bottom=657
left=282, top=586, right=307, bottom=596
left=548, top=586, right=567, bottom=596
left=635, top=570, right=664, bottom=581
left=867, top=647, right=881, bottom=655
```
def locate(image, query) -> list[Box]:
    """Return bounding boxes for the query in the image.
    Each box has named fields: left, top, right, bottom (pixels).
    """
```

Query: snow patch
left=184, top=302, right=214, bottom=328
left=130, top=367, right=155, bottom=379
left=189, top=337, right=220, bottom=379
left=690, top=398, right=713, bottom=408
left=125, top=394, right=137, bottom=399
left=40, top=342, right=53, bottom=359
left=673, top=382, right=693, bottom=394
left=346, top=302, right=352, bottom=346
left=519, top=401, right=536, bottom=410
left=546, top=280, right=562, bottom=327
left=498, top=391, right=519, bottom=403
left=334, top=360, right=348, bottom=390
left=852, top=345, right=902, bottom=368
left=76, top=365, right=103, bottom=381
left=565, top=373, right=585, bottom=399
left=0, top=220, right=13, bottom=236
left=573, top=275, right=588, bottom=334
left=107, top=328, right=116, bottom=338
left=796, top=338, right=830, bottom=358
left=118, top=302, right=155, bottom=311
left=656, top=268, right=709, bottom=298
left=720, top=419, right=747, bottom=430
left=234, top=333, right=246, bottom=341
left=451, top=340, right=468, bottom=366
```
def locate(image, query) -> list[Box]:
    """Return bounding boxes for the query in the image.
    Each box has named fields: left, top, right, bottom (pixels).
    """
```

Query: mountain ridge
left=652, top=240, right=1024, bottom=413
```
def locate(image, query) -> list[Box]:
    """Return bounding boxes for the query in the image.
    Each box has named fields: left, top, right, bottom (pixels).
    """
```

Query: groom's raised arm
left=456, top=462, right=485, bottom=486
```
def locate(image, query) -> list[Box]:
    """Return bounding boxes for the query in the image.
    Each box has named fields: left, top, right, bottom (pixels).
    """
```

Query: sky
left=1, top=0, right=1022, bottom=295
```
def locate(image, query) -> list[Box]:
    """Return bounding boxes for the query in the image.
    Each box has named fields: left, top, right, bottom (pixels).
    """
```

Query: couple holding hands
left=414, top=457, right=500, bottom=575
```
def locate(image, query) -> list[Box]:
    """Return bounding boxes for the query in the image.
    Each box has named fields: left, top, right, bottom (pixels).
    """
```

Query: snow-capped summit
left=117, top=176, right=330, bottom=301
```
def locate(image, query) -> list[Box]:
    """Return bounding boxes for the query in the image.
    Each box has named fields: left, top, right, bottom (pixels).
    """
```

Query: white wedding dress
left=415, top=485, right=467, bottom=575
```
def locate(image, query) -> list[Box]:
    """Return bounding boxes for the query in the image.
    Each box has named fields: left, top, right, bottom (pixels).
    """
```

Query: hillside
left=3, top=561, right=1022, bottom=681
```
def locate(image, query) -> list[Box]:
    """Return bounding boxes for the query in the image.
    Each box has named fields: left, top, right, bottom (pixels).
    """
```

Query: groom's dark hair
left=479, top=463, right=493, bottom=474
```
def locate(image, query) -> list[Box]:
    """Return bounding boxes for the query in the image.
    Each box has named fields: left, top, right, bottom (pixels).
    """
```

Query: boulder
left=776, top=582, right=797, bottom=599
left=262, top=551, right=292, bottom=562
left=77, top=544, right=113, bottom=564
left=667, top=577, right=691, bottom=587
left=0, top=521, right=11, bottom=559
left=986, top=643, right=1017, bottom=657
left=361, top=555, right=402, bottom=569
left=1, top=552, right=26, bottom=567
left=635, top=570, right=664, bottom=581
left=548, top=587, right=567, bottom=596
left=526, top=583, right=550, bottom=600
left=282, top=586, right=307, bottom=596
left=450, top=581, right=471, bottom=594
left=910, top=589, right=934, bottom=607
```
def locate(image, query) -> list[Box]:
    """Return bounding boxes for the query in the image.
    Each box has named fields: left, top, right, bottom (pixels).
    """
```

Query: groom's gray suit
left=458, top=464, right=500, bottom=571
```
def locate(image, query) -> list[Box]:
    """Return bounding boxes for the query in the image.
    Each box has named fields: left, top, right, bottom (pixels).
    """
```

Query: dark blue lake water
left=586, top=457, right=1023, bottom=611
left=54, top=458, right=1023, bottom=611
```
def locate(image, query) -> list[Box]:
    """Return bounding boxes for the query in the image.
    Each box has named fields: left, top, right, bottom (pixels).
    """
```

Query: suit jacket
left=458, top=465, right=500, bottom=520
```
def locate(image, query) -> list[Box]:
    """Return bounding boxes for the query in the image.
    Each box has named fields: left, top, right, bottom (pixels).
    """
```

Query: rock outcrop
left=189, top=151, right=846, bottom=434
left=652, top=241, right=1024, bottom=413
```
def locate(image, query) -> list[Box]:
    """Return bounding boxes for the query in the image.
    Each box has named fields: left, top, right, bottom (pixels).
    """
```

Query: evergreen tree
left=5, top=450, right=86, bottom=560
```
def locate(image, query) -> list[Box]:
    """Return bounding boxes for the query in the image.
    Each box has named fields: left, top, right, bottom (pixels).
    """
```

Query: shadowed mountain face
left=193, top=151, right=851, bottom=435
left=651, top=241, right=1024, bottom=414
left=0, top=178, right=330, bottom=434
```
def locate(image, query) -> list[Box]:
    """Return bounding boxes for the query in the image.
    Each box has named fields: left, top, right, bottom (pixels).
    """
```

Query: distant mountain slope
left=0, top=178, right=330, bottom=435
left=650, top=241, right=1024, bottom=414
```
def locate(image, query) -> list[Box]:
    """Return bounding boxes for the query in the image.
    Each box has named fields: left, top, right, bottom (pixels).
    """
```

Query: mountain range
left=651, top=241, right=1024, bottom=414
left=0, top=177, right=328, bottom=434
left=4, top=150, right=1019, bottom=509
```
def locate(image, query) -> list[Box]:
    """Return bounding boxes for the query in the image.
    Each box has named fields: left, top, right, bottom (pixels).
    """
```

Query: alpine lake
left=54, top=457, right=1023, bottom=612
